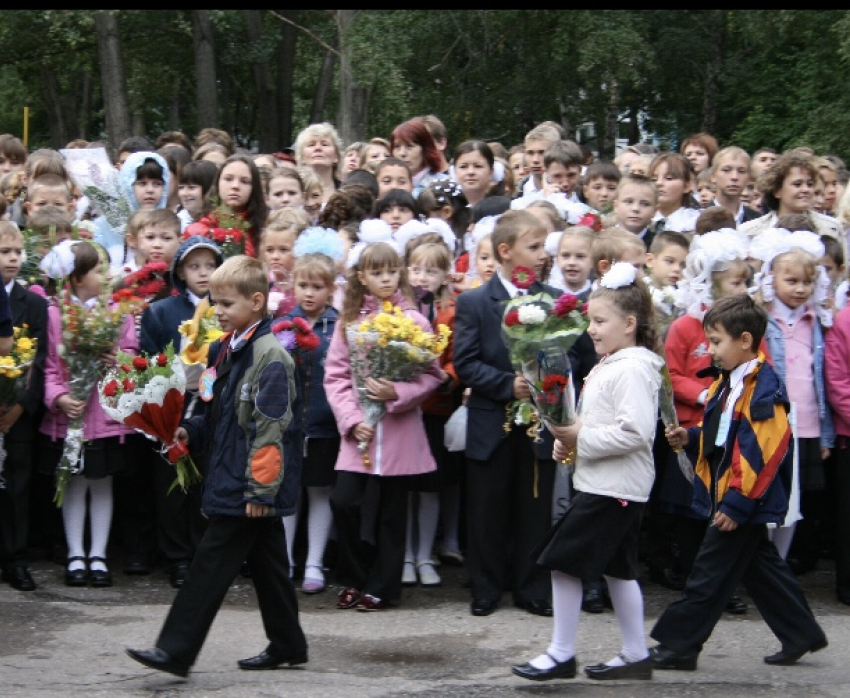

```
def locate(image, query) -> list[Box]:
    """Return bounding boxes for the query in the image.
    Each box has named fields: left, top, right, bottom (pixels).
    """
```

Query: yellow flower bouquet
left=177, top=299, right=225, bottom=392
left=346, top=301, right=450, bottom=465
left=0, top=325, right=38, bottom=487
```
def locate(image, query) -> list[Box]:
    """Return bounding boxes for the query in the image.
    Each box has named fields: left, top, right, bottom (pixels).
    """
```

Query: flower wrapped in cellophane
left=0, top=325, right=37, bottom=488
left=500, top=267, right=589, bottom=442
left=182, top=202, right=253, bottom=258
left=346, top=300, right=450, bottom=466
left=99, top=343, right=201, bottom=494
left=53, top=288, right=147, bottom=507
left=659, top=362, right=695, bottom=483
left=177, top=299, right=225, bottom=391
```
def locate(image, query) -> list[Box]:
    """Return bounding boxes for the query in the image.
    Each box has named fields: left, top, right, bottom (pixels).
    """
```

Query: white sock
left=404, top=492, right=417, bottom=561
left=87, top=477, right=113, bottom=571
left=304, top=486, right=333, bottom=581
left=769, top=523, right=796, bottom=559
left=439, top=483, right=461, bottom=552
left=605, top=575, right=648, bottom=664
left=415, top=492, right=440, bottom=564
left=528, top=571, right=582, bottom=669
left=62, top=476, right=88, bottom=571
left=282, top=511, right=298, bottom=572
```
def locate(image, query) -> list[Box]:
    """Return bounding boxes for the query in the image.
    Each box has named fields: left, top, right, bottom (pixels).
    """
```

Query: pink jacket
left=324, top=291, right=442, bottom=476
left=825, top=305, right=850, bottom=437
left=40, top=303, right=139, bottom=442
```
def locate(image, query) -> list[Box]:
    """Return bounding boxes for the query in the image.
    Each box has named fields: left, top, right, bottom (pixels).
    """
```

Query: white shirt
left=230, top=319, right=262, bottom=352
left=715, top=358, right=757, bottom=446
left=187, top=290, right=204, bottom=308
left=497, top=269, right=525, bottom=298
left=5, top=280, right=14, bottom=296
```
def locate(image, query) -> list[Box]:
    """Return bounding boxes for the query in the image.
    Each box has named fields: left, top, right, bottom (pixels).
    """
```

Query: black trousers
left=831, top=445, right=850, bottom=597
left=466, top=428, right=555, bottom=604
left=156, top=515, right=306, bottom=667
left=330, top=471, right=408, bottom=602
left=0, top=438, right=33, bottom=565
left=154, top=458, right=206, bottom=567
left=651, top=523, right=825, bottom=655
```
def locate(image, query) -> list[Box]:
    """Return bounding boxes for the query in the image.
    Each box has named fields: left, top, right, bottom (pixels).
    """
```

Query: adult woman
left=294, top=122, right=343, bottom=206
left=390, top=119, right=447, bottom=197
left=679, top=133, right=718, bottom=176
left=452, top=140, right=505, bottom=208
left=740, top=149, right=843, bottom=242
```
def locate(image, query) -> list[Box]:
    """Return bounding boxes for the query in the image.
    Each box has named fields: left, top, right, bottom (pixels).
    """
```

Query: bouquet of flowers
left=0, top=326, right=37, bottom=488
left=114, top=261, right=171, bottom=303
left=646, top=277, right=679, bottom=340
left=501, top=267, right=589, bottom=444
left=177, top=299, right=225, bottom=391
left=99, top=343, right=201, bottom=494
left=183, top=202, right=253, bottom=258
left=272, top=317, right=321, bottom=364
left=20, top=221, right=95, bottom=287
left=53, top=288, right=146, bottom=507
left=346, top=301, right=450, bottom=466
left=659, top=362, right=695, bottom=483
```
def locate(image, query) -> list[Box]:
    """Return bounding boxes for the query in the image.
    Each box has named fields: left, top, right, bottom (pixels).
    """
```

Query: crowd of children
left=0, top=119, right=846, bottom=682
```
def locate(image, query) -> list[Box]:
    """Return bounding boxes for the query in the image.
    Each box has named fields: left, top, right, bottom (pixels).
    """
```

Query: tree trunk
left=277, top=10, right=297, bottom=149
left=40, top=65, right=67, bottom=148
left=245, top=10, right=278, bottom=152
left=336, top=10, right=369, bottom=144
left=79, top=70, right=92, bottom=141
left=700, top=12, right=725, bottom=135
left=192, top=10, right=219, bottom=129
left=169, top=79, right=181, bottom=131
left=131, top=83, right=146, bottom=137
left=557, top=97, right=572, bottom=141
left=310, top=46, right=337, bottom=125
left=627, top=105, right=641, bottom=145
left=94, top=11, right=131, bottom=151
left=602, top=77, right=619, bottom=160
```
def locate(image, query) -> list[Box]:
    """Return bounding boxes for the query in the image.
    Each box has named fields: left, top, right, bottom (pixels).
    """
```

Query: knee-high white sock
left=529, top=571, right=582, bottom=670
left=439, top=483, right=461, bottom=552
left=282, top=512, right=298, bottom=570
left=304, top=486, right=333, bottom=581
left=769, top=523, right=796, bottom=559
left=87, top=477, right=113, bottom=571
left=62, top=476, right=89, bottom=571
left=415, top=491, right=440, bottom=563
left=604, top=576, right=648, bottom=664
left=404, top=492, right=417, bottom=561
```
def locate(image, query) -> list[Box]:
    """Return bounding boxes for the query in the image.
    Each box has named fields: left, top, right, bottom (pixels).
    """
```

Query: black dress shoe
left=649, top=644, right=698, bottom=670
left=126, top=647, right=190, bottom=678
left=512, top=654, right=576, bottom=681
left=649, top=566, right=686, bottom=591
left=237, top=648, right=308, bottom=670
left=89, top=557, right=113, bottom=588
left=3, top=565, right=36, bottom=591
left=515, top=599, right=553, bottom=617
left=470, top=598, right=498, bottom=616
left=838, top=590, right=850, bottom=606
left=585, top=655, right=653, bottom=680
left=725, top=595, right=748, bottom=615
left=169, top=563, right=190, bottom=589
left=582, top=588, right=606, bottom=614
left=65, top=556, right=88, bottom=587
left=123, top=555, right=152, bottom=576
left=764, top=637, right=827, bottom=665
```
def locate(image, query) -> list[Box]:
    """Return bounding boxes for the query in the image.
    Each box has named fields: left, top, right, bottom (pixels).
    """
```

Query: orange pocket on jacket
left=252, top=445, right=282, bottom=485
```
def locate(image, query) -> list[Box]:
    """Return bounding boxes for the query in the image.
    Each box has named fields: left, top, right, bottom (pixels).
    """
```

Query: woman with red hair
left=391, top=118, right=448, bottom=198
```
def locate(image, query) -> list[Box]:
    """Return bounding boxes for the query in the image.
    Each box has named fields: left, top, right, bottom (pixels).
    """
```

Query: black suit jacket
left=740, top=206, right=762, bottom=224
left=7, top=282, right=48, bottom=440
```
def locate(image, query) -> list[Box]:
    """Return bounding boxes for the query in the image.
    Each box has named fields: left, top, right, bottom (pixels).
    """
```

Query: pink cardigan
left=324, top=292, right=442, bottom=476
left=40, top=303, right=139, bottom=442
left=825, top=305, right=850, bottom=437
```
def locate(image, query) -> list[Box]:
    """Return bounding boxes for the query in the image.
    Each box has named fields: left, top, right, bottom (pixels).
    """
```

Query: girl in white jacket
left=512, top=262, right=663, bottom=683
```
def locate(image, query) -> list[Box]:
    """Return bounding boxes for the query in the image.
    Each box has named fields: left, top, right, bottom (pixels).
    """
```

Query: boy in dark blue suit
left=0, top=222, right=48, bottom=591
left=456, top=210, right=580, bottom=617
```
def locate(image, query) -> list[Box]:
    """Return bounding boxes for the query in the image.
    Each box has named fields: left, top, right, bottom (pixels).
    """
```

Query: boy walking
left=126, top=255, right=307, bottom=677
left=652, top=295, right=827, bottom=670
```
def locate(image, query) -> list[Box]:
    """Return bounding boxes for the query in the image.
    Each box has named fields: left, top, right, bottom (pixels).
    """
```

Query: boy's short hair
left=543, top=140, right=583, bottom=170
left=491, top=210, right=547, bottom=263
left=265, top=207, right=310, bottom=236
left=293, top=252, right=336, bottom=287
left=343, top=169, right=379, bottom=198
left=695, top=206, right=736, bottom=235
left=591, top=227, right=645, bottom=269
left=25, top=149, right=67, bottom=181
left=28, top=173, right=70, bottom=199
left=703, top=294, right=768, bottom=349
left=155, top=130, right=193, bottom=153
left=696, top=168, right=714, bottom=186
left=210, top=255, right=268, bottom=302
left=775, top=212, right=816, bottom=232
left=0, top=134, right=27, bottom=164
left=193, top=128, right=234, bottom=156
left=537, top=121, right=569, bottom=140
left=616, top=173, right=658, bottom=201
left=713, top=146, right=750, bottom=168
left=582, top=161, right=621, bottom=185
left=419, top=114, right=447, bottom=145
left=297, top=167, right=323, bottom=194
left=821, top=234, right=844, bottom=267
left=117, top=136, right=154, bottom=157
left=524, top=125, right=560, bottom=147
left=649, top=230, right=690, bottom=256
left=0, top=221, right=23, bottom=244
left=139, top=208, right=181, bottom=234
left=26, top=205, right=73, bottom=232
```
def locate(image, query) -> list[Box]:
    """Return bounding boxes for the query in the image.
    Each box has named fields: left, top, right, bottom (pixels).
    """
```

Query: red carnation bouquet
left=501, top=266, right=589, bottom=436
left=114, top=261, right=172, bottom=304
left=183, top=202, right=254, bottom=259
left=98, top=343, right=201, bottom=494
left=272, top=316, right=321, bottom=362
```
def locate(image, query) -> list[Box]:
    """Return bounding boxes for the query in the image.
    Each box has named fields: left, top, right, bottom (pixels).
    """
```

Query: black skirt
left=39, top=433, right=147, bottom=480
left=405, top=413, right=465, bottom=492
left=798, top=437, right=825, bottom=491
left=534, top=491, right=646, bottom=581
left=302, top=436, right=340, bottom=488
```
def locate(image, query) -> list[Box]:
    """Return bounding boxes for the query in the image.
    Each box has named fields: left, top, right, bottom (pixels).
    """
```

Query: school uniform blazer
left=455, top=274, right=591, bottom=462
left=7, top=281, right=48, bottom=440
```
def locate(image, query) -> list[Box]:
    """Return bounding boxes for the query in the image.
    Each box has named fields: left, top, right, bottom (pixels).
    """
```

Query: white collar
left=497, top=268, right=525, bottom=298
left=72, top=294, right=100, bottom=311
left=187, top=290, right=204, bottom=307
left=230, top=319, right=262, bottom=351
left=772, top=297, right=807, bottom=327
left=567, top=278, right=592, bottom=296
left=4, top=279, right=14, bottom=295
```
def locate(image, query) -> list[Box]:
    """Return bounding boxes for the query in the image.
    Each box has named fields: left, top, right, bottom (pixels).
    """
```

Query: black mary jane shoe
left=512, top=654, right=576, bottom=681
left=585, top=655, right=653, bottom=680
left=88, top=557, right=113, bottom=588
left=65, top=556, right=88, bottom=587
left=237, top=648, right=308, bottom=670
